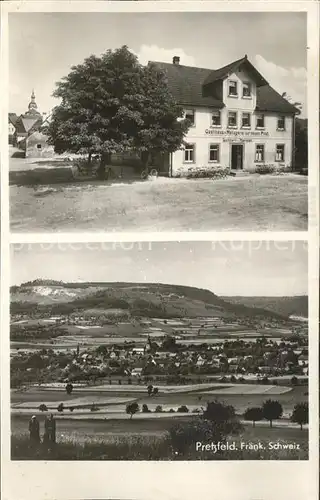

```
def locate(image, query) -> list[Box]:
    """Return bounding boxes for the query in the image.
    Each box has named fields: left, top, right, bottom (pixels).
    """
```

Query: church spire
left=26, top=89, right=40, bottom=115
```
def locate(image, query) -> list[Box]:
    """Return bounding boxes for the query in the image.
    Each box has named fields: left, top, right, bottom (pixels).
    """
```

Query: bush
left=39, top=403, right=48, bottom=412
left=177, top=405, right=189, bottom=413
left=90, top=404, right=99, bottom=412
left=169, top=408, right=175, bottom=413
left=57, top=403, right=64, bottom=412
left=254, top=164, right=276, bottom=175
left=291, top=376, right=299, bottom=386
left=186, top=166, right=230, bottom=179
left=154, top=405, right=163, bottom=413
left=142, top=404, right=150, bottom=413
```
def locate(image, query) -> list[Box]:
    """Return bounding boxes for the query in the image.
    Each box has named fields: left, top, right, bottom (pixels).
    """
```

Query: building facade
left=152, top=55, right=299, bottom=177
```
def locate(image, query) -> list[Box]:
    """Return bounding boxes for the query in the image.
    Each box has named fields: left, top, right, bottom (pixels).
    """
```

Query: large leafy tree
left=262, top=399, right=283, bottom=427
left=291, top=402, right=308, bottom=430
left=47, top=46, right=190, bottom=177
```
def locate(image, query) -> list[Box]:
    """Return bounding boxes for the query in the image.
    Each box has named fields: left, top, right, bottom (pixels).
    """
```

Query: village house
left=151, top=55, right=299, bottom=176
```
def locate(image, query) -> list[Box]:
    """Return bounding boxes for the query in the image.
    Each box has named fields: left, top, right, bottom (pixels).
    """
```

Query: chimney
left=173, top=56, right=180, bottom=65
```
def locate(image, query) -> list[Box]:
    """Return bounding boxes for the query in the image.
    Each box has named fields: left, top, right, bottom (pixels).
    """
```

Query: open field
left=10, top=160, right=307, bottom=231
left=11, top=383, right=307, bottom=417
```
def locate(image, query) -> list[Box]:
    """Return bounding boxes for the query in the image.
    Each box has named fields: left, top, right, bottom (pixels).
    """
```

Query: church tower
left=25, top=89, right=41, bottom=117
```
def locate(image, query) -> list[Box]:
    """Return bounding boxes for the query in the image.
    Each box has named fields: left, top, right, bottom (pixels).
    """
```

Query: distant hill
left=10, top=280, right=291, bottom=322
left=222, top=296, right=308, bottom=319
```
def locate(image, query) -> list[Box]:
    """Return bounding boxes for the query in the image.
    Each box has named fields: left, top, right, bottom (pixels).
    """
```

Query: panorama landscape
left=10, top=242, right=309, bottom=460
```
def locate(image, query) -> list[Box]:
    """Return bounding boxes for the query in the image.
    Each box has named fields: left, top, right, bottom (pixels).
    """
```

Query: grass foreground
left=12, top=426, right=308, bottom=461
left=10, top=173, right=307, bottom=232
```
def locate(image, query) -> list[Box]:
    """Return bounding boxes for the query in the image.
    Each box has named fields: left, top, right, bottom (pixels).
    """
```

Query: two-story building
left=151, top=55, right=299, bottom=177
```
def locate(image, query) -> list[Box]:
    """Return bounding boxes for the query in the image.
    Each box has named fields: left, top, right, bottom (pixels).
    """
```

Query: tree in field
left=47, top=46, right=190, bottom=177
left=262, top=399, right=283, bottom=428
left=153, top=387, right=159, bottom=396
left=126, top=402, right=139, bottom=419
left=291, top=402, right=308, bottom=430
left=147, top=384, right=153, bottom=396
left=243, top=407, right=264, bottom=427
left=142, top=404, right=150, bottom=413
left=65, top=382, right=73, bottom=395
left=57, top=403, right=64, bottom=412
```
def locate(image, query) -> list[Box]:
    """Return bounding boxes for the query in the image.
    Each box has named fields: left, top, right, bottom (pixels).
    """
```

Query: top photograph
left=8, top=11, right=308, bottom=233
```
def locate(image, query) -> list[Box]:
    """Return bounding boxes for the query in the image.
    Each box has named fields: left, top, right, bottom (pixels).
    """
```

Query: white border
left=1, top=2, right=319, bottom=500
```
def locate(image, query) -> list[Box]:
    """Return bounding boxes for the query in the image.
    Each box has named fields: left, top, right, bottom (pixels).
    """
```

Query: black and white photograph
left=0, top=1, right=319, bottom=500
left=10, top=241, right=309, bottom=460
left=9, top=11, right=308, bottom=232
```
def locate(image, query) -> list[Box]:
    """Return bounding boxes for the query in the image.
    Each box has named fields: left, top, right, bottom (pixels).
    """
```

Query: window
left=277, top=116, right=285, bottom=130
left=185, top=109, right=195, bottom=126
left=209, top=144, right=220, bottom=162
left=184, top=143, right=195, bottom=163
left=242, top=82, right=252, bottom=98
left=228, top=80, right=238, bottom=97
left=211, top=110, right=221, bottom=127
left=255, top=144, right=265, bottom=162
left=241, top=113, right=251, bottom=128
left=276, top=144, right=285, bottom=161
left=256, top=114, right=265, bottom=128
left=36, top=144, right=42, bottom=149
left=228, top=111, right=237, bottom=128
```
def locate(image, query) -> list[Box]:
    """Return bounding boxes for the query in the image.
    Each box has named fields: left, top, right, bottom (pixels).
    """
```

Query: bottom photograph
left=10, top=240, right=308, bottom=460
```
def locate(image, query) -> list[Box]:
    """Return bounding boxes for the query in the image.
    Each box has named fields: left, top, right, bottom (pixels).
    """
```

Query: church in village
left=9, top=90, right=54, bottom=158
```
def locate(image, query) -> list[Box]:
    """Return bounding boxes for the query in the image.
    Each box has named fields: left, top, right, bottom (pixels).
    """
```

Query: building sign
left=205, top=129, right=270, bottom=137
left=222, top=138, right=252, bottom=143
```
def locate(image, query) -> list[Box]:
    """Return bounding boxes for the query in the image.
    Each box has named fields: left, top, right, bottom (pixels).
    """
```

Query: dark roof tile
left=151, top=58, right=298, bottom=114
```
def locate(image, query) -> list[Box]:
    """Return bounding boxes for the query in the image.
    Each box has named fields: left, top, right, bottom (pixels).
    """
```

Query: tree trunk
left=270, top=420, right=272, bottom=428
left=300, top=423, right=303, bottom=430
left=253, top=421, right=255, bottom=427
left=97, top=152, right=111, bottom=180
left=130, top=413, right=133, bottom=419
left=141, top=151, right=150, bottom=175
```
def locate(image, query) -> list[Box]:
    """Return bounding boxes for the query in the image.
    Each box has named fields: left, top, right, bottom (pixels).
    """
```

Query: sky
left=11, top=241, right=308, bottom=296
left=9, top=12, right=307, bottom=117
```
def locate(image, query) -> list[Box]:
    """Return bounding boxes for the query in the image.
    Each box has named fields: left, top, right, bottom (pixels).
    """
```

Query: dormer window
left=185, top=109, right=195, bottom=126
left=242, top=82, right=252, bottom=98
left=211, top=110, right=221, bottom=127
left=228, top=80, right=238, bottom=97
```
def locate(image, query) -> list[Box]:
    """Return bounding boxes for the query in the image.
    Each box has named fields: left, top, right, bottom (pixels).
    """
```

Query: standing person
left=28, top=415, right=40, bottom=447
left=44, top=413, right=56, bottom=449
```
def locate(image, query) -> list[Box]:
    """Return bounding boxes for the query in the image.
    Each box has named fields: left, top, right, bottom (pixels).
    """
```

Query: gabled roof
left=202, top=55, right=268, bottom=87
left=150, top=57, right=299, bottom=114
left=256, top=85, right=300, bottom=113
left=150, top=61, right=222, bottom=108
left=14, top=115, right=43, bottom=135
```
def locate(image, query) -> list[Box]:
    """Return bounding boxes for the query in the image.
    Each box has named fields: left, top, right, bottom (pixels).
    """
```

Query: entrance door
left=231, top=144, right=243, bottom=170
